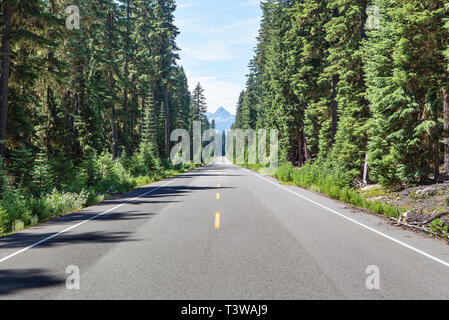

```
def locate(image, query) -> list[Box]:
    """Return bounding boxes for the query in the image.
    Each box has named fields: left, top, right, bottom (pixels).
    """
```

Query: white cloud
left=177, top=1, right=200, bottom=9
left=182, top=41, right=235, bottom=62
left=209, top=17, right=260, bottom=34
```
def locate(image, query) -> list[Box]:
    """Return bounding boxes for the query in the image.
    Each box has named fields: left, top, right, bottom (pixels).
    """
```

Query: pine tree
left=366, top=0, right=449, bottom=185
left=170, top=66, right=191, bottom=131
left=0, top=0, right=12, bottom=158
left=234, top=90, right=245, bottom=129
left=191, top=83, right=207, bottom=121
left=152, top=0, right=179, bottom=157
left=325, top=0, right=370, bottom=179
left=288, top=0, right=332, bottom=159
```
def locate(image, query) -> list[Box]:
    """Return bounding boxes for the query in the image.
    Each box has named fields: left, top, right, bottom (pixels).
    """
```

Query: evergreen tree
left=366, top=0, right=449, bottom=185
left=191, top=83, right=207, bottom=121
left=325, top=0, right=370, bottom=179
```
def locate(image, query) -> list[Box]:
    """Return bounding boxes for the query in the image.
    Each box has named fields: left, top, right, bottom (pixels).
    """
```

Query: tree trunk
left=130, top=74, right=138, bottom=152
left=73, top=60, right=84, bottom=158
left=434, top=107, right=440, bottom=182
left=443, top=88, right=449, bottom=174
left=363, top=153, right=369, bottom=185
left=331, top=75, right=339, bottom=143
left=303, top=133, right=311, bottom=163
left=123, top=0, right=130, bottom=147
left=298, top=129, right=304, bottom=167
left=107, top=11, right=118, bottom=159
left=163, top=83, right=169, bottom=157
left=0, top=3, right=12, bottom=158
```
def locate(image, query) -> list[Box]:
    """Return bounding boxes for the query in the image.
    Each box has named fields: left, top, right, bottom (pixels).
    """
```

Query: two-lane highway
left=1, top=157, right=449, bottom=299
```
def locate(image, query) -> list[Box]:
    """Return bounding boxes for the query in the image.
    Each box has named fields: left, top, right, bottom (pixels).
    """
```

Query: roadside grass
left=360, top=186, right=391, bottom=198
left=240, top=162, right=403, bottom=219
left=0, top=151, right=199, bottom=237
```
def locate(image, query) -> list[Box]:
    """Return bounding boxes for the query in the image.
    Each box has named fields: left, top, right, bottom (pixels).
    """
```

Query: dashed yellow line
left=217, top=184, right=221, bottom=188
left=216, top=193, right=220, bottom=200
left=215, top=212, right=220, bottom=229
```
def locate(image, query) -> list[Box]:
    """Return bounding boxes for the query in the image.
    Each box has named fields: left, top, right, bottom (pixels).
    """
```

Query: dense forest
left=234, top=0, right=449, bottom=188
left=0, top=0, right=209, bottom=234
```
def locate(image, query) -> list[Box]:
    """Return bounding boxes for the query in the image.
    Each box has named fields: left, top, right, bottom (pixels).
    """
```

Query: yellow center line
left=216, top=193, right=220, bottom=200
left=217, top=184, right=221, bottom=188
left=215, top=212, right=220, bottom=229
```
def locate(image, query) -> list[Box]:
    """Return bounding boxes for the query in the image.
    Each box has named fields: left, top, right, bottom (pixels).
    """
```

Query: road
left=1, top=156, right=449, bottom=299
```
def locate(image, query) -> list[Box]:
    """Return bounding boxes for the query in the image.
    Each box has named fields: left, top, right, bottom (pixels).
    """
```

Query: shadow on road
left=105, top=185, right=234, bottom=205
left=0, top=231, right=138, bottom=249
left=170, top=174, right=243, bottom=178
left=0, top=268, right=64, bottom=295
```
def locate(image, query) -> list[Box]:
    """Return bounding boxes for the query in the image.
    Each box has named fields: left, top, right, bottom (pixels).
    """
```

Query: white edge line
left=0, top=178, right=178, bottom=264
left=243, top=167, right=449, bottom=269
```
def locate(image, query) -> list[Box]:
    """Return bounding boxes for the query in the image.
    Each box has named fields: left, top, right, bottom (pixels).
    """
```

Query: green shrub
left=28, top=197, right=53, bottom=221
left=30, top=153, right=55, bottom=196
left=79, top=153, right=100, bottom=187
left=12, top=220, right=25, bottom=232
left=0, top=206, right=8, bottom=234
left=0, top=189, right=32, bottom=226
left=85, top=191, right=105, bottom=207
left=276, top=163, right=294, bottom=182
left=129, top=142, right=160, bottom=177
left=429, top=219, right=448, bottom=235
left=45, top=189, right=89, bottom=216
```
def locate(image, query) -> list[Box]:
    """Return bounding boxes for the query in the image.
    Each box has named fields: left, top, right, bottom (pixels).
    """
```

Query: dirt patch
left=362, top=183, right=449, bottom=229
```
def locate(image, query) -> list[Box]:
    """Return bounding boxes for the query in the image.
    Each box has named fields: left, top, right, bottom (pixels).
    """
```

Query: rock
left=371, top=196, right=389, bottom=202
left=402, top=190, right=412, bottom=196
left=416, top=187, right=437, bottom=196
left=361, top=184, right=381, bottom=192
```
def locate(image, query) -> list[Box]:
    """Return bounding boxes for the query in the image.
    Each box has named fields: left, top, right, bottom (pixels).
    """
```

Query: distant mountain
left=205, top=107, right=235, bottom=132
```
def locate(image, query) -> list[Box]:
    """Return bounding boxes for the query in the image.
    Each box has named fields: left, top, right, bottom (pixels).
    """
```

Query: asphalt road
left=1, top=156, right=449, bottom=299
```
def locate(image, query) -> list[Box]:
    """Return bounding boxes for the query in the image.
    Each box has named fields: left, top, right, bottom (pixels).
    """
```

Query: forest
left=0, top=0, right=210, bottom=234
left=234, top=0, right=449, bottom=191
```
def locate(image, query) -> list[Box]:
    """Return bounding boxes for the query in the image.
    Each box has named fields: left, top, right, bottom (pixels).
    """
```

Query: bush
left=276, top=163, right=295, bottom=182
left=429, top=219, right=448, bottom=236
left=45, top=189, right=89, bottom=217
left=129, top=142, right=160, bottom=177
left=0, top=189, right=32, bottom=227
left=0, top=206, right=8, bottom=234
left=30, top=153, right=55, bottom=196
left=28, top=197, right=53, bottom=221
left=85, top=191, right=105, bottom=207
left=272, top=159, right=400, bottom=219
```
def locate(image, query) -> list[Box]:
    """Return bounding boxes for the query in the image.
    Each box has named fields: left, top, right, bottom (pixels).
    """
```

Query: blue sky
left=175, top=0, right=262, bottom=114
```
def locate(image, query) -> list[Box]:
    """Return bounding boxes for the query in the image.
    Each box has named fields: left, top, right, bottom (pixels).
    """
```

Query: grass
left=240, top=161, right=402, bottom=219
left=360, top=186, right=391, bottom=199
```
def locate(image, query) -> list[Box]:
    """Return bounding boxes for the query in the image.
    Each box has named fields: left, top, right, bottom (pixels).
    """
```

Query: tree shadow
left=0, top=231, right=139, bottom=249
left=0, top=268, right=64, bottom=296
left=105, top=185, right=234, bottom=205
left=170, top=174, right=243, bottom=178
